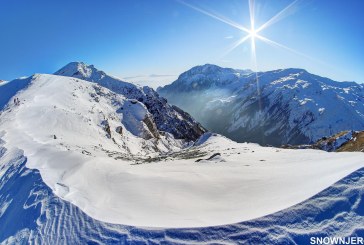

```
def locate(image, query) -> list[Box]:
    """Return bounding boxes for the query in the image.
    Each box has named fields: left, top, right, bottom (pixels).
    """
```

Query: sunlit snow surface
left=1, top=73, right=364, bottom=243
left=1, top=146, right=363, bottom=244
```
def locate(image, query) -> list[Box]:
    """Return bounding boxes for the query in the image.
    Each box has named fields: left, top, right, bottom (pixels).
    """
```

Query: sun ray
left=250, top=33, right=261, bottom=99
left=249, top=0, right=255, bottom=29
left=178, top=0, right=324, bottom=76
left=177, top=0, right=250, bottom=33
left=222, top=35, right=251, bottom=57
left=247, top=0, right=263, bottom=126
left=247, top=0, right=258, bottom=74
left=255, top=34, right=325, bottom=64
left=256, top=0, right=300, bottom=33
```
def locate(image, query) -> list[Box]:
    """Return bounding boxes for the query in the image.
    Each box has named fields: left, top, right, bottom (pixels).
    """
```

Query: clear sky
left=0, top=0, right=363, bottom=87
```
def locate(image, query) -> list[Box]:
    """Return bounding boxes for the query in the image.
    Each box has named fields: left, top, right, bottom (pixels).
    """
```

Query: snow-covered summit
left=162, top=64, right=252, bottom=91
left=179, top=64, right=237, bottom=77
left=56, top=62, right=206, bottom=141
left=56, top=61, right=135, bottom=89
left=56, top=61, right=98, bottom=79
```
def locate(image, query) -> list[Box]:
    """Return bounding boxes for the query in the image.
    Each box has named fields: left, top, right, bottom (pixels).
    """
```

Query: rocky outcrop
left=101, top=120, right=111, bottom=138
left=115, top=126, right=123, bottom=136
left=142, top=115, right=160, bottom=139
left=337, top=131, right=364, bottom=152
left=282, top=130, right=364, bottom=152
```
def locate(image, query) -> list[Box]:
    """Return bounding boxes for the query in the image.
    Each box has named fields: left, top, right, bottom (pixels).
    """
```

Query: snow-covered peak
left=180, top=64, right=234, bottom=77
left=159, top=64, right=252, bottom=93
left=55, top=62, right=206, bottom=141
left=177, top=64, right=252, bottom=81
left=55, top=62, right=105, bottom=82
left=0, top=73, right=182, bottom=155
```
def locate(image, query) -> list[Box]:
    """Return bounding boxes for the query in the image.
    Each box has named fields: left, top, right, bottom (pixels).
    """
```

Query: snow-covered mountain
left=158, top=64, right=364, bottom=146
left=55, top=62, right=205, bottom=141
left=1, top=63, right=364, bottom=243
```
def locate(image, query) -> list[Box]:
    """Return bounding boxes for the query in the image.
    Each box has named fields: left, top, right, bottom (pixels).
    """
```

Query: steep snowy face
left=0, top=74, right=183, bottom=157
left=158, top=65, right=364, bottom=146
left=55, top=62, right=206, bottom=141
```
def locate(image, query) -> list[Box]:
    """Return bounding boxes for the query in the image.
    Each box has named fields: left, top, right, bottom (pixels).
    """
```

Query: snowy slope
left=55, top=62, right=206, bottom=141
left=0, top=73, right=363, bottom=228
left=158, top=64, right=364, bottom=146
left=1, top=142, right=364, bottom=244
left=0, top=77, right=32, bottom=110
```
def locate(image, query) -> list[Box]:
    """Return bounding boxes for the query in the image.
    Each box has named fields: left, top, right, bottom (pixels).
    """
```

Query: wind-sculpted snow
left=158, top=64, right=364, bottom=146
left=1, top=140, right=363, bottom=244
left=55, top=62, right=205, bottom=141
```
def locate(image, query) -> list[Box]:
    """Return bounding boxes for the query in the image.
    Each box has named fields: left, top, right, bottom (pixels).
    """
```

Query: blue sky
left=0, top=0, right=363, bottom=86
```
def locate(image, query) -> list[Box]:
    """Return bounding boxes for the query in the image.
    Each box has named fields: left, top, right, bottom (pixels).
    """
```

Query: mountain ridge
left=158, top=64, right=364, bottom=146
left=54, top=62, right=206, bottom=141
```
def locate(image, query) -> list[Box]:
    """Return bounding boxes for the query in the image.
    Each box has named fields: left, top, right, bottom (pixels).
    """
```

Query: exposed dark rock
left=142, top=115, right=160, bottom=139
left=282, top=130, right=364, bottom=152
left=115, top=126, right=123, bottom=136
left=101, top=120, right=111, bottom=138
left=195, top=153, right=221, bottom=162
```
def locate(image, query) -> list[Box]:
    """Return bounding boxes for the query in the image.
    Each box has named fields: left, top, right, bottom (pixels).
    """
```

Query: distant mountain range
left=158, top=64, right=364, bottom=146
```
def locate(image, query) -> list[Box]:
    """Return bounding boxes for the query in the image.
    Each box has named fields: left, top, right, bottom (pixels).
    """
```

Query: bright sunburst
left=233, top=0, right=302, bottom=62
left=249, top=29, right=257, bottom=38
left=178, top=0, right=309, bottom=67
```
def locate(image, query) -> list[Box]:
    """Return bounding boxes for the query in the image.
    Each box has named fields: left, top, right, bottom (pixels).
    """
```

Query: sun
left=249, top=28, right=257, bottom=38
left=178, top=0, right=306, bottom=62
